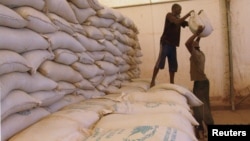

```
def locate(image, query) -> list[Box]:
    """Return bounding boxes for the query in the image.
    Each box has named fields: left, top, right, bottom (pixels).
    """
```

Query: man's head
left=172, top=3, right=182, bottom=17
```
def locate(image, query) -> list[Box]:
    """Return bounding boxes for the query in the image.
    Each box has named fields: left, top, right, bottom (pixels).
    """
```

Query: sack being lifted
left=188, top=10, right=213, bottom=37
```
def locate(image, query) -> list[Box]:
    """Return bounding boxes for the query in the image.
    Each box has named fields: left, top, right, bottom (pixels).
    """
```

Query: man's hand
left=188, top=10, right=195, bottom=16
left=196, top=26, right=205, bottom=35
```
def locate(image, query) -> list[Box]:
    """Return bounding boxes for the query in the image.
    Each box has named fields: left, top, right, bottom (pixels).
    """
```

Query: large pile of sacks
left=0, top=0, right=142, bottom=140
left=5, top=80, right=202, bottom=141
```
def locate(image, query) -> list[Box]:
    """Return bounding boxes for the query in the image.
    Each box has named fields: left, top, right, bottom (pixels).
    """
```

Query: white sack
left=102, top=51, right=116, bottom=64
left=101, top=74, right=117, bottom=87
left=29, top=90, right=67, bottom=107
left=122, top=90, right=190, bottom=110
left=22, top=49, right=55, bottom=74
left=102, top=40, right=123, bottom=56
left=116, top=72, right=131, bottom=81
left=86, top=126, right=193, bottom=141
left=44, top=0, right=78, bottom=23
left=15, top=6, right=58, bottom=33
left=95, top=84, right=106, bottom=92
left=0, top=50, right=32, bottom=75
left=70, top=23, right=85, bottom=33
left=39, top=61, right=83, bottom=83
left=0, top=4, right=27, bottom=28
left=85, top=16, right=114, bottom=28
left=51, top=109, right=99, bottom=128
left=8, top=115, right=91, bottom=141
left=77, top=52, right=95, bottom=64
left=56, top=81, right=76, bottom=94
left=113, top=31, right=137, bottom=47
left=86, top=51, right=105, bottom=61
left=109, top=86, right=145, bottom=95
left=74, top=33, right=106, bottom=51
left=88, top=75, right=105, bottom=86
left=62, top=98, right=115, bottom=115
left=112, top=101, right=198, bottom=125
left=0, top=27, right=49, bottom=53
left=43, top=31, right=86, bottom=52
left=70, top=3, right=96, bottom=24
left=87, top=0, right=104, bottom=10
left=111, top=22, right=130, bottom=34
left=135, top=49, right=143, bottom=57
left=47, top=13, right=75, bottom=35
left=127, top=46, right=136, bottom=56
left=94, top=93, right=123, bottom=102
left=122, top=54, right=132, bottom=64
left=1, top=108, right=50, bottom=141
left=127, top=56, right=138, bottom=65
left=133, top=57, right=142, bottom=64
left=94, top=113, right=197, bottom=141
left=74, top=79, right=95, bottom=90
left=0, top=0, right=45, bottom=10
left=69, top=0, right=90, bottom=9
left=131, top=78, right=152, bottom=83
left=76, top=89, right=105, bottom=99
left=110, top=79, right=123, bottom=87
left=0, top=72, right=57, bottom=100
left=126, top=29, right=138, bottom=39
left=128, top=69, right=140, bottom=79
left=97, top=6, right=124, bottom=22
left=99, top=28, right=115, bottom=41
left=87, top=51, right=117, bottom=63
left=113, top=39, right=130, bottom=53
left=118, top=64, right=130, bottom=72
left=46, top=94, right=85, bottom=113
left=100, top=85, right=120, bottom=94
left=95, top=61, right=119, bottom=75
left=54, top=49, right=78, bottom=65
left=82, top=25, right=104, bottom=40
left=121, top=81, right=150, bottom=91
left=121, top=16, right=139, bottom=33
left=71, top=62, right=104, bottom=79
left=148, top=83, right=203, bottom=107
left=1, top=90, right=41, bottom=121
left=188, top=11, right=213, bottom=37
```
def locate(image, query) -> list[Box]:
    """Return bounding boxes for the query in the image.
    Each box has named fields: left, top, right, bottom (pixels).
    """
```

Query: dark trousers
left=193, top=79, right=214, bottom=129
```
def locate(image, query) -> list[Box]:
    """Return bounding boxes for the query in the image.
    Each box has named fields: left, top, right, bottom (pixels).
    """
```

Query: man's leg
left=150, top=66, right=159, bottom=87
left=167, top=45, right=177, bottom=84
left=150, top=43, right=166, bottom=87
left=169, top=71, right=175, bottom=84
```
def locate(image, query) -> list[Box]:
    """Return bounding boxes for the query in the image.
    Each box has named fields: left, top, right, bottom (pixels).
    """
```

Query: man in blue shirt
left=150, top=3, right=193, bottom=87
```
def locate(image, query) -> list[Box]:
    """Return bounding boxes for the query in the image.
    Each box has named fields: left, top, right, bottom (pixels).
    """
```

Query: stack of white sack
left=83, top=82, right=203, bottom=141
left=0, top=0, right=142, bottom=140
left=7, top=91, right=118, bottom=141
left=6, top=82, right=202, bottom=141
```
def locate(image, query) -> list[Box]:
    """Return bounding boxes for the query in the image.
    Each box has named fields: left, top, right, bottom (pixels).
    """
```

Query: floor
left=212, top=109, right=250, bottom=124
left=197, top=96, right=250, bottom=141
left=211, top=95, right=250, bottom=125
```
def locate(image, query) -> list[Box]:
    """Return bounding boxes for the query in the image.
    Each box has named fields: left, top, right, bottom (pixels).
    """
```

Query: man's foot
left=202, top=121, right=208, bottom=138
left=195, top=128, right=205, bottom=139
left=150, top=81, right=155, bottom=88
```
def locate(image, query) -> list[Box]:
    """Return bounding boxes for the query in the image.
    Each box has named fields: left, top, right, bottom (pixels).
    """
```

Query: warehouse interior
left=99, top=0, right=250, bottom=110
left=1, top=0, right=250, bottom=141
